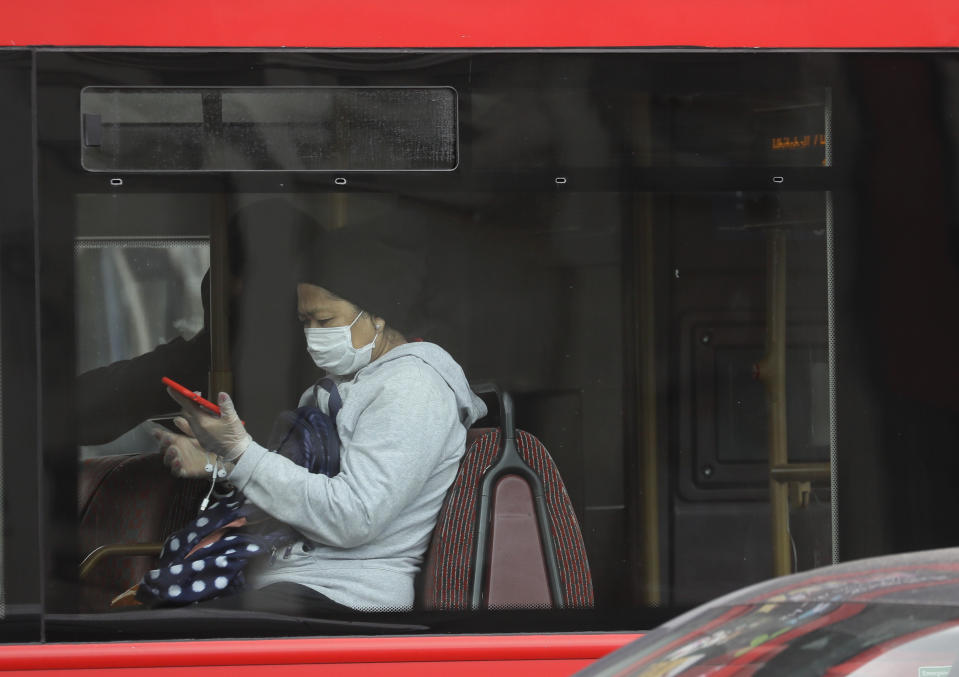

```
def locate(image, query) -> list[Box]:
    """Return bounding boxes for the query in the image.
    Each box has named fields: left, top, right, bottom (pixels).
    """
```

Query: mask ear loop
left=346, top=310, right=365, bottom=328
left=367, top=313, right=385, bottom=348
left=355, top=310, right=383, bottom=351
left=344, top=310, right=378, bottom=348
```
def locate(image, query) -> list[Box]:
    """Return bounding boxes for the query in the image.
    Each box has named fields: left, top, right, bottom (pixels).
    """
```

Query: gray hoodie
left=228, top=342, right=487, bottom=610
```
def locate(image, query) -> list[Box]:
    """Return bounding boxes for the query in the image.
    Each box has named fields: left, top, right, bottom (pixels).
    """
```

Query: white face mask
left=304, top=311, right=377, bottom=376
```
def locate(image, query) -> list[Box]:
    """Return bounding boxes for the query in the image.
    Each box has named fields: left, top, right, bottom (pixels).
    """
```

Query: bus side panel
left=0, top=634, right=640, bottom=673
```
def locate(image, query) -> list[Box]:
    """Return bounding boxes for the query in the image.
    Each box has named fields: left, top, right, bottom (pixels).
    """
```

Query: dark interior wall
left=667, top=192, right=830, bottom=605
left=838, top=56, right=959, bottom=561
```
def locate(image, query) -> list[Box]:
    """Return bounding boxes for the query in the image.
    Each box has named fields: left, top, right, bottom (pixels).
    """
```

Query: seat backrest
left=78, top=453, right=205, bottom=610
left=419, top=427, right=594, bottom=610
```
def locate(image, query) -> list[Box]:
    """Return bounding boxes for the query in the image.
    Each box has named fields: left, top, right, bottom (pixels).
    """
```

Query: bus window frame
left=0, top=48, right=42, bottom=642
left=33, top=48, right=844, bottom=641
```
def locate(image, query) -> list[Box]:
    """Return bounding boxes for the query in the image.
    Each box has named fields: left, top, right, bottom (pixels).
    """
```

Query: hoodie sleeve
left=227, top=361, right=458, bottom=548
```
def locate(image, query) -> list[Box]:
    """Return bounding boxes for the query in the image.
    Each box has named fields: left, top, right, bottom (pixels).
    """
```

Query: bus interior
left=2, top=49, right=959, bottom=641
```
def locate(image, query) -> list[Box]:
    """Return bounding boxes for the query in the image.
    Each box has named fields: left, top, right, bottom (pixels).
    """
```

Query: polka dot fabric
left=135, top=493, right=279, bottom=605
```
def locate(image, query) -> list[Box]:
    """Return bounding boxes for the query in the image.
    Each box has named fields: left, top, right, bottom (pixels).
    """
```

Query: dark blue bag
left=267, top=380, right=342, bottom=477
left=136, top=379, right=342, bottom=606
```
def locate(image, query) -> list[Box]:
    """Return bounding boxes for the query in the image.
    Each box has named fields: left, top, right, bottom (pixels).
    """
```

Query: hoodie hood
left=357, top=341, right=487, bottom=427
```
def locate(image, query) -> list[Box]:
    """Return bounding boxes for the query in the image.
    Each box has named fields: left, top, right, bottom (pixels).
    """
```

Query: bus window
left=31, top=52, right=839, bottom=638
left=55, top=189, right=830, bottom=634
left=21, top=50, right=959, bottom=645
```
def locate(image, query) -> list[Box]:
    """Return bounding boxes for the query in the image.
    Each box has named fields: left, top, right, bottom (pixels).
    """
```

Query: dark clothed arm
left=76, top=329, right=210, bottom=446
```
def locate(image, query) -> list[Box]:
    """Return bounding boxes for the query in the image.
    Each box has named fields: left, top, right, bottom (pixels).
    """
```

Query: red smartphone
left=161, top=376, right=221, bottom=416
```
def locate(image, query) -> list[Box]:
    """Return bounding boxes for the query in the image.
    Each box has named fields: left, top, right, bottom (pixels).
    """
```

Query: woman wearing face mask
left=157, top=213, right=487, bottom=613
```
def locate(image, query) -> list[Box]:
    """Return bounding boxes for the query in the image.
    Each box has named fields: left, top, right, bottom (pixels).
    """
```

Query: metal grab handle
left=467, top=383, right=565, bottom=610
left=469, top=382, right=515, bottom=445
left=770, top=463, right=830, bottom=484
left=79, top=542, right=163, bottom=580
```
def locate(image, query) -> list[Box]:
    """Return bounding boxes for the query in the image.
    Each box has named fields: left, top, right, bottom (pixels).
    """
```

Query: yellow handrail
left=79, top=543, right=163, bottom=580
left=755, top=230, right=791, bottom=577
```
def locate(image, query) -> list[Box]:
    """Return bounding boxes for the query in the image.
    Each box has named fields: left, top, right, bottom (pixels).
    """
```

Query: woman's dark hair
left=295, top=219, right=427, bottom=337
left=227, top=198, right=427, bottom=337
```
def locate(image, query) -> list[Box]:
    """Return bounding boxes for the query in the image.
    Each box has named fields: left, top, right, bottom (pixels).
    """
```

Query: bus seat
left=79, top=394, right=595, bottom=613
left=419, top=424, right=594, bottom=610
left=78, top=453, right=205, bottom=610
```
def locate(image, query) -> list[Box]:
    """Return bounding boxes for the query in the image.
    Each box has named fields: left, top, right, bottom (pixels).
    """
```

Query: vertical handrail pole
left=758, top=229, right=791, bottom=577
left=824, top=88, right=840, bottom=566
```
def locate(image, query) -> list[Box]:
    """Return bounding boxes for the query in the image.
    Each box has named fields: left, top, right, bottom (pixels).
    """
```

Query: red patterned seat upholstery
left=78, top=453, right=205, bottom=610
left=420, top=427, right=594, bottom=610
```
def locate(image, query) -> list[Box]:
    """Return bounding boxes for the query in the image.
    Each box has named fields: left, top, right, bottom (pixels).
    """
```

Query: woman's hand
left=166, top=388, right=252, bottom=462
left=155, top=423, right=213, bottom=479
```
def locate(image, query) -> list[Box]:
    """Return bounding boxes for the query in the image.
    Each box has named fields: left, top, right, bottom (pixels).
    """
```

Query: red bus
left=1, top=1, right=958, bottom=673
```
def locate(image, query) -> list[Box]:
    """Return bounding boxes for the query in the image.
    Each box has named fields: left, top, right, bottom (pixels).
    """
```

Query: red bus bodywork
left=0, top=634, right=639, bottom=675
left=3, top=0, right=959, bottom=49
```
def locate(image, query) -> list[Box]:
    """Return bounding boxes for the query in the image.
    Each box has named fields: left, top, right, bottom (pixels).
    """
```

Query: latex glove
left=166, top=388, right=252, bottom=461
left=155, top=422, right=214, bottom=479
